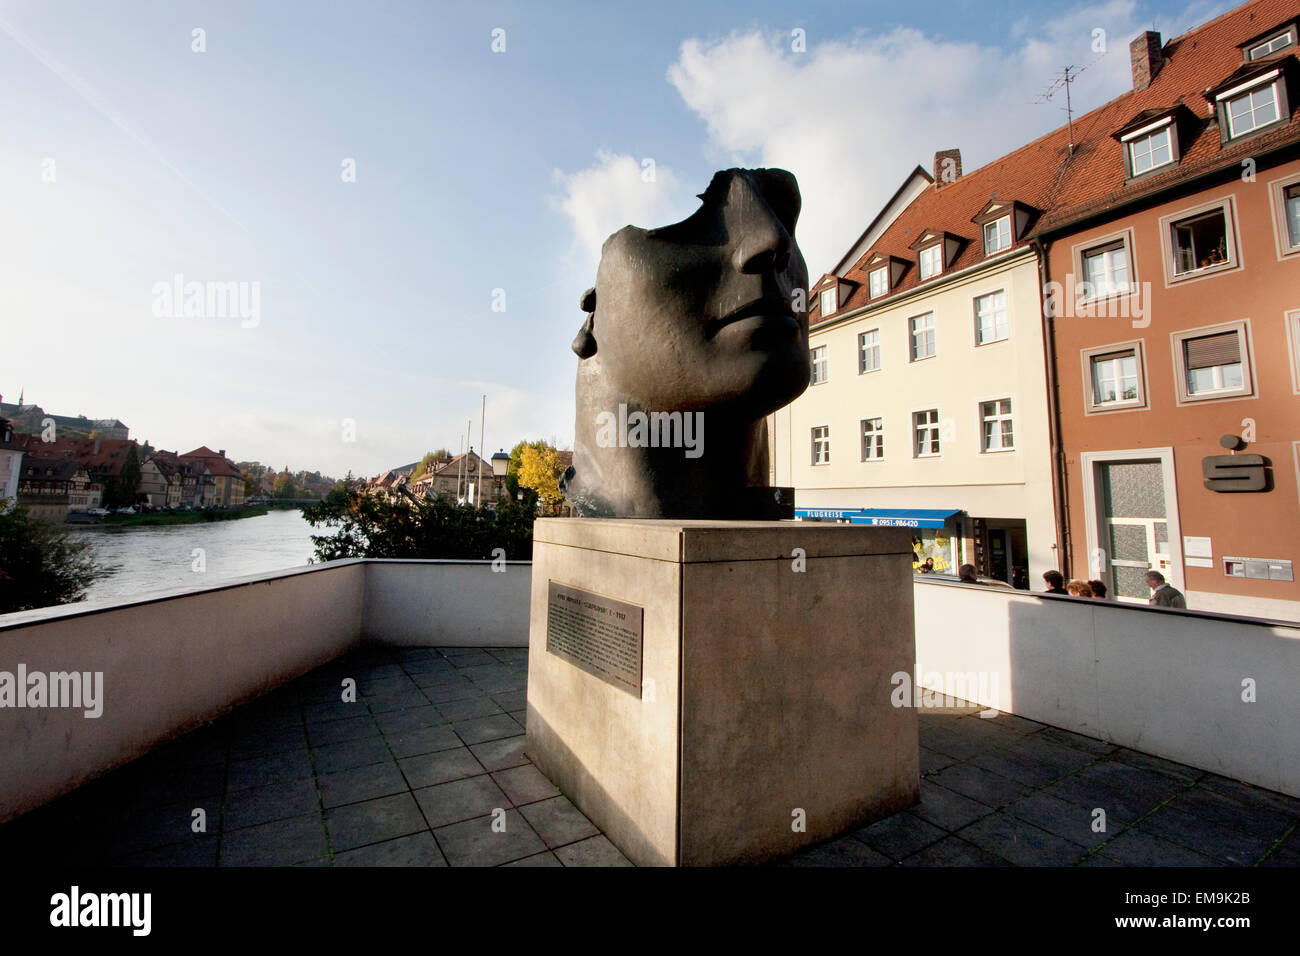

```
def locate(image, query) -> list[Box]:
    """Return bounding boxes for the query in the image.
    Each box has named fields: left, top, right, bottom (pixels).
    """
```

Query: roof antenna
left=1033, top=52, right=1106, bottom=156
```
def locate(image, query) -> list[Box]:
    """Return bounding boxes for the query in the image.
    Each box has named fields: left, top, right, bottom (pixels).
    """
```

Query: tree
left=517, top=443, right=567, bottom=515
left=102, top=442, right=141, bottom=509
left=273, top=472, right=298, bottom=499
left=506, top=439, right=548, bottom=508
left=0, top=502, right=103, bottom=613
left=409, top=451, right=439, bottom=482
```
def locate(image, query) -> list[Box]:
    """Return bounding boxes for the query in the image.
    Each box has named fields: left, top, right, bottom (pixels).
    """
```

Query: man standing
left=1041, top=570, right=1068, bottom=595
left=1144, top=571, right=1186, bottom=609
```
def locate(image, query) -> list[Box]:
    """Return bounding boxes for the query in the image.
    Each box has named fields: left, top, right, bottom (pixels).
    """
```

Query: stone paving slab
left=0, top=645, right=1295, bottom=868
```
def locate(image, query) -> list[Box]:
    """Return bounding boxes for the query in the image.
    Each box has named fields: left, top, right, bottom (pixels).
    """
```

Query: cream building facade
left=774, top=160, right=1062, bottom=587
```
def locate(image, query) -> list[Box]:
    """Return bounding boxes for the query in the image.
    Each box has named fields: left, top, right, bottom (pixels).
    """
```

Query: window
left=820, top=287, right=837, bottom=316
left=1286, top=184, right=1300, bottom=249
left=1127, top=127, right=1173, bottom=176
left=858, top=329, right=881, bottom=373
left=1170, top=209, right=1230, bottom=275
left=918, top=245, right=943, bottom=280
left=1082, top=240, right=1130, bottom=297
left=1268, top=175, right=1300, bottom=257
left=1090, top=350, right=1140, bottom=406
left=811, top=426, right=830, bottom=465
left=974, top=291, right=1007, bottom=345
left=868, top=266, right=888, bottom=298
left=980, top=399, right=1014, bottom=452
left=1082, top=342, right=1147, bottom=413
left=1184, top=334, right=1243, bottom=393
left=861, top=418, right=884, bottom=461
left=1225, top=80, right=1280, bottom=137
left=810, top=345, right=828, bottom=384
left=913, top=409, right=940, bottom=457
left=983, top=216, right=1011, bottom=255
left=909, top=313, right=936, bottom=361
left=1248, top=30, right=1294, bottom=59
left=1173, top=324, right=1252, bottom=401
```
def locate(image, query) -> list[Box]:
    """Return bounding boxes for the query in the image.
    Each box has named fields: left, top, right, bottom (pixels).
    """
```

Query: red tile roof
left=180, top=446, right=243, bottom=480
left=812, top=0, right=1300, bottom=325
left=13, top=435, right=137, bottom=476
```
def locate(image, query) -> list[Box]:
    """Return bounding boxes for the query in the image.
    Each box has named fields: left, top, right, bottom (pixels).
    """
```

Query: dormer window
left=868, top=266, right=888, bottom=298
left=983, top=216, right=1011, bottom=255
left=1246, top=26, right=1295, bottom=60
left=861, top=254, right=907, bottom=298
left=918, top=245, right=943, bottom=279
left=820, top=287, right=837, bottom=316
left=1225, top=77, right=1280, bottom=136
left=812, top=274, right=856, bottom=321
left=1114, top=110, right=1184, bottom=179
left=909, top=230, right=961, bottom=281
left=1126, top=124, right=1173, bottom=175
left=1209, top=64, right=1292, bottom=142
left=971, top=200, right=1036, bottom=257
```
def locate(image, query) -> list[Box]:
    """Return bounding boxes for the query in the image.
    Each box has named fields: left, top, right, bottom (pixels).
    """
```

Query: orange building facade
left=1035, top=3, right=1300, bottom=617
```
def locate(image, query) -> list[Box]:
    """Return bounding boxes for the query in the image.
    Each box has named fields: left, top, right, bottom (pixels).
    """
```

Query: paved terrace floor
left=2, top=645, right=1298, bottom=867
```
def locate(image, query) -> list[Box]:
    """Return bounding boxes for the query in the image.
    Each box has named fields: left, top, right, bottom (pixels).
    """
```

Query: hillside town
left=361, top=447, right=572, bottom=510
left=0, top=395, right=335, bottom=520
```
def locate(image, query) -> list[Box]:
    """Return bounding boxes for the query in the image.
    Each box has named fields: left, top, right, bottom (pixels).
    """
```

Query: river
left=69, top=508, right=320, bottom=602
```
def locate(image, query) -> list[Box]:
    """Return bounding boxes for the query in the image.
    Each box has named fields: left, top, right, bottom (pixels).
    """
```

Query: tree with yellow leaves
left=516, top=443, right=567, bottom=515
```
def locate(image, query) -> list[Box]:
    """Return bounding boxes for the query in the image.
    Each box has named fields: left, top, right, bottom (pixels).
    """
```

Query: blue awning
left=795, top=507, right=961, bottom=529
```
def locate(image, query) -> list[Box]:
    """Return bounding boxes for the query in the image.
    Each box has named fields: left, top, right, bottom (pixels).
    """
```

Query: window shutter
left=1184, top=331, right=1240, bottom=370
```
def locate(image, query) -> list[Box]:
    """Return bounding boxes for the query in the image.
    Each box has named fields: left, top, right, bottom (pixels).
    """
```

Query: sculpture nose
left=727, top=174, right=794, bottom=276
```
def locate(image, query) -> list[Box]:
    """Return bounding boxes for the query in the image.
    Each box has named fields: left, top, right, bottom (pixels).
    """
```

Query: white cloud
left=549, top=150, right=695, bottom=268
left=660, top=0, right=1208, bottom=273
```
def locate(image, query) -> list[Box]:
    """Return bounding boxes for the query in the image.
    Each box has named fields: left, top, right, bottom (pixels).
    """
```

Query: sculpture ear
left=572, top=288, right=597, bottom=359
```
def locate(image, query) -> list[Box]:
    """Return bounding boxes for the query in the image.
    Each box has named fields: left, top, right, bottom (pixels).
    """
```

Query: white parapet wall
left=5, top=559, right=1299, bottom=823
left=0, top=561, right=367, bottom=823
left=912, top=578, right=1300, bottom=798
left=363, top=559, right=532, bottom=647
left=0, top=558, right=532, bottom=823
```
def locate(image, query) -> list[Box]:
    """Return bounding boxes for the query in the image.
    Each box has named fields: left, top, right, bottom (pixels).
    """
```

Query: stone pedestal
left=525, top=518, right=919, bottom=866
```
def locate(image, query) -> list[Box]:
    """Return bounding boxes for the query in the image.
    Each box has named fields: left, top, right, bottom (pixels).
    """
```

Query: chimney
left=219, top=449, right=226, bottom=458
left=934, top=149, right=962, bottom=186
left=93, top=438, right=100, bottom=455
left=1130, top=31, right=1163, bottom=91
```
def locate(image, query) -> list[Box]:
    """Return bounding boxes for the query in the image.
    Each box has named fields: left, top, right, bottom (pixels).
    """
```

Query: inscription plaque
left=546, top=581, right=644, bottom=696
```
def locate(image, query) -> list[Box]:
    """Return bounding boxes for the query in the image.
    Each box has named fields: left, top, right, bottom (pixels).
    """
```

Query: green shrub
left=0, top=503, right=103, bottom=614
left=303, top=485, right=535, bottom=562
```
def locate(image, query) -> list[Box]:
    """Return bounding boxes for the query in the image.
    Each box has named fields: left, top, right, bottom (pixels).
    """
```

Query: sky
left=0, top=0, right=1230, bottom=478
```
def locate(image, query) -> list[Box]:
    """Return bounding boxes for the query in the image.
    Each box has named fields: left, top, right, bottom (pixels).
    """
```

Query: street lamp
left=490, top=449, right=510, bottom=503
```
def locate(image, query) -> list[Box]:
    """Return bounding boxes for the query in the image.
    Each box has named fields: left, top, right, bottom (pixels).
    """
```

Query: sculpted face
left=580, top=168, right=810, bottom=418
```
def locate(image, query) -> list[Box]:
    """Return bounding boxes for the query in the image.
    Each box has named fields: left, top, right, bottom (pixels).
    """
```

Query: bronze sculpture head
left=561, top=167, right=810, bottom=518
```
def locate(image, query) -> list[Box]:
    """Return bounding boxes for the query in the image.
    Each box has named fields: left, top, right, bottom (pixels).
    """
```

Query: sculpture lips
left=707, top=298, right=798, bottom=338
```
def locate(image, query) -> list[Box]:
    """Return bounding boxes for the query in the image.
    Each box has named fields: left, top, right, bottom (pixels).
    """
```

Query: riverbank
left=76, top=506, right=270, bottom=528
